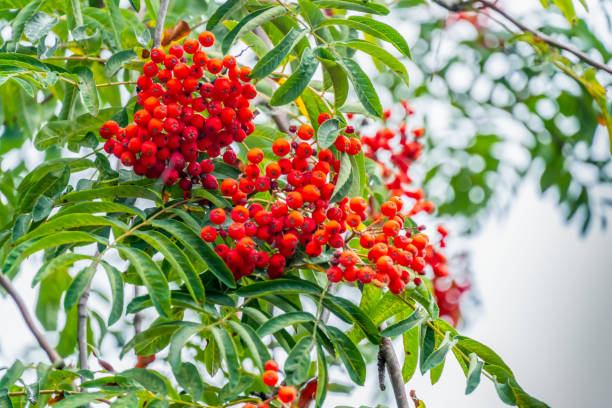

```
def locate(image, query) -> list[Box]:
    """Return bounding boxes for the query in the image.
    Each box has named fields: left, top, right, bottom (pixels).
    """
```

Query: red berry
left=200, top=226, right=217, bottom=242
left=262, top=370, right=278, bottom=387
left=210, top=208, right=226, bottom=225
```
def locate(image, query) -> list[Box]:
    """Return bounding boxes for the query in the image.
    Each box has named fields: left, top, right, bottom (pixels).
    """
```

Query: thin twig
left=96, top=81, right=137, bottom=88
left=133, top=286, right=142, bottom=335
left=153, top=0, right=170, bottom=48
left=0, top=274, right=64, bottom=367
left=431, top=0, right=612, bottom=74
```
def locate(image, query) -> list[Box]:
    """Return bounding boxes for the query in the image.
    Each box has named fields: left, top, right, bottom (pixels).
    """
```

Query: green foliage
left=1, top=0, right=604, bottom=407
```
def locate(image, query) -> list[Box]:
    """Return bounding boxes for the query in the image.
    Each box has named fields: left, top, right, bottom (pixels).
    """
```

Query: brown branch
left=0, top=274, right=64, bottom=367
left=431, top=0, right=612, bottom=75
left=133, top=286, right=143, bottom=335
left=153, top=0, right=170, bottom=48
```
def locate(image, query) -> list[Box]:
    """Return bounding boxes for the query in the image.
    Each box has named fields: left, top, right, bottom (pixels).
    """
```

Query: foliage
left=0, top=0, right=608, bottom=407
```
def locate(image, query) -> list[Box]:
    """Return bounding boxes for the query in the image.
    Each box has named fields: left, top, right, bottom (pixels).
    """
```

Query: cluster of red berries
left=99, top=31, right=257, bottom=196
left=355, top=102, right=472, bottom=325
left=200, top=117, right=363, bottom=281
left=242, top=360, right=297, bottom=407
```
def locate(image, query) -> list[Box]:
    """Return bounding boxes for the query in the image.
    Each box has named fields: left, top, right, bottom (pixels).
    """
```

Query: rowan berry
left=198, top=31, right=215, bottom=47
left=200, top=226, right=217, bottom=242
left=210, top=208, right=226, bottom=225
left=262, top=370, right=278, bottom=387
left=297, top=124, right=314, bottom=140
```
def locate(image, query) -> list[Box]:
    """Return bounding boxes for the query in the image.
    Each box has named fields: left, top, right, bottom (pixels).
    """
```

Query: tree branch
left=77, top=281, right=91, bottom=371
left=153, top=0, right=170, bottom=48
left=133, top=286, right=143, bottom=335
left=0, top=274, right=64, bottom=367
left=431, top=0, right=612, bottom=75
left=379, top=322, right=410, bottom=408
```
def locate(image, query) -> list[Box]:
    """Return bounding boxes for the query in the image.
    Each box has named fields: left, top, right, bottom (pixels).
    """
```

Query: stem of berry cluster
left=379, top=323, right=410, bottom=408
left=0, top=273, right=64, bottom=367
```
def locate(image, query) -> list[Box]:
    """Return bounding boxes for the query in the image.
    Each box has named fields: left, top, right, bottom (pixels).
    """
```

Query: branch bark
left=153, top=0, right=170, bottom=48
left=379, top=323, right=410, bottom=408
left=0, top=274, right=64, bottom=367
left=77, top=282, right=91, bottom=371
left=431, top=0, right=612, bottom=75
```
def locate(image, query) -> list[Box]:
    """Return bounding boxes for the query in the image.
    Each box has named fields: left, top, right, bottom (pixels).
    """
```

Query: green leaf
left=0, top=360, right=25, bottom=388
left=150, top=219, right=235, bottom=288
left=57, top=201, right=144, bottom=218
left=105, top=50, right=137, bottom=78
left=552, top=0, right=577, bottom=24
left=270, top=47, right=319, bottom=106
left=324, top=294, right=381, bottom=344
left=314, top=47, right=348, bottom=109
left=209, top=327, right=240, bottom=389
left=0, top=390, right=12, bottom=408
left=118, top=246, right=171, bottom=317
left=16, top=214, right=123, bottom=245
left=317, top=119, right=340, bottom=149
left=222, top=7, right=286, bottom=54
left=3, top=232, right=105, bottom=278
left=111, top=394, right=137, bottom=408
left=133, top=230, right=205, bottom=304
left=34, top=108, right=118, bottom=150
left=207, top=0, right=248, bottom=30
left=6, top=0, right=45, bottom=50
left=64, top=265, right=96, bottom=311
left=326, top=326, right=366, bottom=385
left=250, top=28, right=307, bottom=79
left=401, top=324, right=419, bottom=382
left=455, top=336, right=514, bottom=377
left=284, top=336, right=312, bottom=385
left=494, top=377, right=517, bottom=405
left=318, top=17, right=410, bottom=57
left=121, top=368, right=167, bottom=396
left=12, top=214, right=31, bottom=242
left=422, top=332, right=454, bottom=373
left=257, top=311, right=315, bottom=337
left=336, top=40, right=408, bottom=84
left=228, top=321, right=271, bottom=372
left=465, top=353, right=483, bottom=394
left=32, top=195, right=54, bottom=222
left=24, top=12, right=58, bottom=42
left=299, top=0, right=325, bottom=27
left=59, top=185, right=161, bottom=204
left=73, top=66, right=99, bottom=115
left=105, top=0, right=124, bottom=48
left=315, top=344, right=327, bottom=408
left=419, top=323, right=435, bottom=375
left=168, top=324, right=204, bottom=371
left=101, top=261, right=124, bottom=326
left=313, top=0, right=389, bottom=15
left=191, top=188, right=232, bottom=209
left=337, top=58, right=382, bottom=117
left=237, top=278, right=321, bottom=298
left=53, top=392, right=107, bottom=408
left=36, top=267, right=72, bottom=331
left=330, top=153, right=352, bottom=202
left=381, top=310, right=426, bottom=337
left=175, top=362, right=203, bottom=401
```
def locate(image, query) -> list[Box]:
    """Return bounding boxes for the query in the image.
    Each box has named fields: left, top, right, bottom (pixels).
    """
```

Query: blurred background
left=1, top=0, right=611, bottom=407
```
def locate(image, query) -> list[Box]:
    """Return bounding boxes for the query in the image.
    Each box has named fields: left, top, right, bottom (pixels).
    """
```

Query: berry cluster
left=242, top=360, right=297, bottom=408
left=99, top=31, right=256, bottom=197
left=355, top=102, right=471, bottom=324
left=200, top=118, right=363, bottom=281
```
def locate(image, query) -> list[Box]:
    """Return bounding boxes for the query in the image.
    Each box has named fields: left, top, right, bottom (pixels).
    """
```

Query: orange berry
left=383, top=220, right=400, bottom=237
left=297, top=124, right=314, bottom=140
left=262, top=370, right=278, bottom=387
left=349, top=197, right=367, bottom=213
left=381, top=201, right=397, bottom=217
left=198, top=31, right=215, bottom=47
left=200, top=226, right=217, bottom=242
left=278, top=386, right=297, bottom=403
left=247, top=148, right=264, bottom=164
left=272, top=138, right=290, bottom=156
